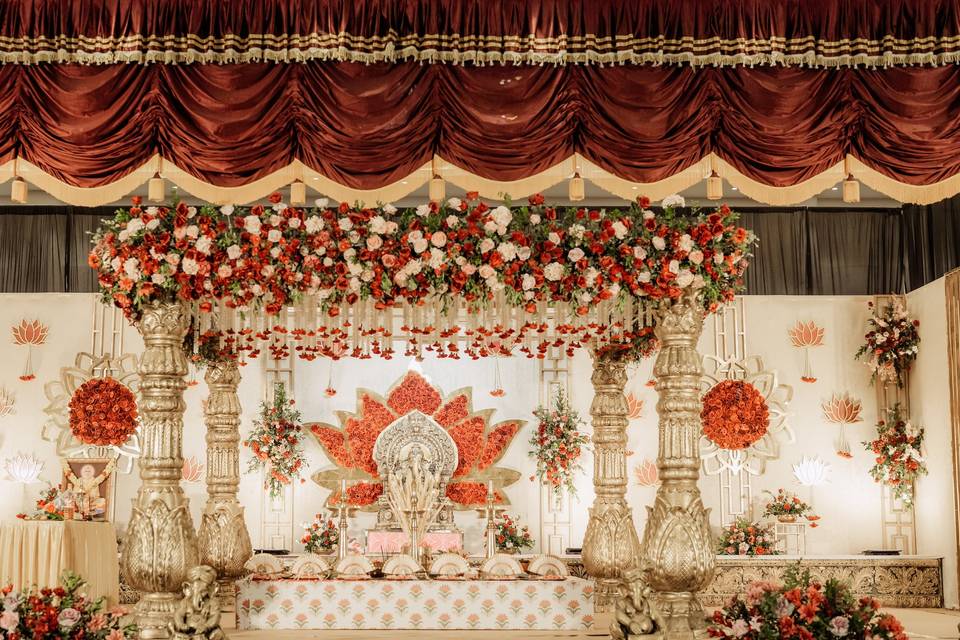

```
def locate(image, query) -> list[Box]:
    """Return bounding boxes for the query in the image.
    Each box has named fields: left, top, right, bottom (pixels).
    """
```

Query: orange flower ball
left=701, top=380, right=770, bottom=450
left=68, top=377, right=139, bottom=446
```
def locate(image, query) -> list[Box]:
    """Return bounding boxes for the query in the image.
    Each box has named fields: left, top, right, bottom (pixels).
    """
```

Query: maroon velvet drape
left=1, top=0, right=959, bottom=66
left=3, top=63, right=960, bottom=189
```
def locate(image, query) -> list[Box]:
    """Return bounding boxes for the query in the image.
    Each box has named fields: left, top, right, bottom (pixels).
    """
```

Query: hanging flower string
left=243, top=382, right=306, bottom=496
left=89, top=193, right=755, bottom=363
left=855, top=299, right=920, bottom=388
left=529, top=390, right=589, bottom=496
left=863, top=404, right=927, bottom=507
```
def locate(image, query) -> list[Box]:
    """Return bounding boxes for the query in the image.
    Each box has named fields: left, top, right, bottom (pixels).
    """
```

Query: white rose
left=367, top=235, right=383, bottom=251
left=415, top=204, right=430, bottom=217
left=676, top=269, right=695, bottom=288
left=383, top=203, right=397, bottom=215
left=220, top=204, right=235, bottom=216
left=243, top=215, right=261, bottom=235
left=145, top=218, right=160, bottom=231
left=187, top=206, right=197, bottom=218
left=226, top=245, right=241, bottom=260
left=638, top=271, right=651, bottom=283
left=689, top=249, right=704, bottom=265
left=633, top=246, right=647, bottom=260
left=543, top=262, right=564, bottom=281
left=385, top=221, right=398, bottom=234
left=305, top=216, right=324, bottom=234
left=261, top=264, right=274, bottom=278
left=479, top=238, right=495, bottom=254
left=517, top=246, right=531, bottom=261
left=447, top=197, right=462, bottom=209
left=580, top=292, right=593, bottom=303
left=478, top=264, right=496, bottom=279
left=662, top=194, right=685, bottom=208
left=185, top=225, right=199, bottom=239
left=268, top=214, right=281, bottom=227
left=692, top=275, right=706, bottom=289
left=406, top=259, right=423, bottom=275
left=348, top=262, right=362, bottom=276
left=429, top=248, right=445, bottom=269
left=217, top=264, right=232, bottom=278
left=151, top=273, right=166, bottom=285
left=165, top=253, right=180, bottom=265
left=322, top=257, right=333, bottom=267
left=338, top=217, right=353, bottom=231
left=195, top=236, right=213, bottom=254
left=288, top=217, right=301, bottom=229
left=668, top=259, right=680, bottom=274
left=431, top=231, right=447, bottom=247
left=642, top=209, right=656, bottom=220
left=413, top=239, right=429, bottom=254
left=343, top=248, right=357, bottom=260
left=315, top=198, right=329, bottom=208
left=522, top=274, right=537, bottom=290
left=569, top=224, right=585, bottom=240
left=529, top=214, right=541, bottom=224
left=652, top=236, right=666, bottom=251
left=483, top=220, right=498, bottom=234
left=486, top=276, right=504, bottom=291
left=612, top=221, right=628, bottom=240
left=568, top=248, right=585, bottom=263
left=126, top=218, right=145, bottom=234
left=497, top=242, right=518, bottom=261
left=548, top=232, right=561, bottom=245
left=118, top=230, right=130, bottom=242
left=123, top=257, right=140, bottom=279
left=145, top=206, right=159, bottom=215
left=267, top=229, right=282, bottom=243
left=714, top=252, right=725, bottom=265
left=182, top=257, right=199, bottom=275
left=679, top=234, right=694, bottom=252
left=492, top=206, right=512, bottom=227
left=461, top=263, right=477, bottom=276
left=446, top=215, right=460, bottom=228
left=584, top=267, right=599, bottom=286
left=369, top=216, right=388, bottom=234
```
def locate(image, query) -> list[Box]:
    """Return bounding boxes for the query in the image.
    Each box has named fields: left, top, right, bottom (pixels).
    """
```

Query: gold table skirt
left=0, top=520, right=120, bottom=605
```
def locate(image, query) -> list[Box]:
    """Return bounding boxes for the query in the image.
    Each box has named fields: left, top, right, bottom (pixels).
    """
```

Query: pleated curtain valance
left=1, top=0, right=959, bottom=68
left=1, top=63, right=960, bottom=205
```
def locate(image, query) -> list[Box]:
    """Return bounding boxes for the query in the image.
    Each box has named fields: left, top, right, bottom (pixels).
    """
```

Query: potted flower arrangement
left=0, top=571, right=136, bottom=639
left=301, top=516, right=339, bottom=555
left=243, top=382, right=306, bottom=496
left=529, top=390, right=590, bottom=497
left=717, top=518, right=779, bottom=556
left=762, top=488, right=814, bottom=523
left=708, top=566, right=908, bottom=639
left=864, top=404, right=927, bottom=507
left=495, top=514, right=534, bottom=554
left=854, top=300, right=920, bottom=388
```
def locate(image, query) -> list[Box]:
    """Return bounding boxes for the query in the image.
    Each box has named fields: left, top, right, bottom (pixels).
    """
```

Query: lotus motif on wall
left=788, top=321, right=824, bottom=383
left=309, top=371, right=523, bottom=508
left=11, top=319, right=49, bottom=381
left=4, top=452, right=43, bottom=483
left=634, top=459, right=659, bottom=486
left=822, top=393, right=862, bottom=459
left=625, top=393, right=644, bottom=420
left=0, top=386, right=14, bottom=418
left=182, top=455, right=205, bottom=483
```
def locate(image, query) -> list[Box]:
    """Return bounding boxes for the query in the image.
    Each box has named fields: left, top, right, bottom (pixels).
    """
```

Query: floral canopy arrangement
left=864, top=404, right=927, bottom=507
left=243, top=382, right=306, bottom=496
left=855, top=299, right=920, bottom=388
left=311, top=371, right=521, bottom=508
left=89, top=194, right=755, bottom=363
left=68, top=377, right=139, bottom=447
left=0, top=572, right=135, bottom=639
left=708, top=566, right=908, bottom=640
left=529, top=390, right=589, bottom=496
left=717, top=518, right=779, bottom=556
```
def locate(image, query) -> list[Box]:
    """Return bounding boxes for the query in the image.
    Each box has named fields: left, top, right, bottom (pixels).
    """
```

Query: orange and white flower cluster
left=855, top=300, right=920, bottom=388
left=243, top=382, right=306, bottom=497
left=863, top=404, right=927, bottom=507
left=90, top=193, right=755, bottom=362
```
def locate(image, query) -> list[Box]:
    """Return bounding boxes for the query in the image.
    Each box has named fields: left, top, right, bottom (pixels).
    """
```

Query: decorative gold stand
left=121, top=301, right=199, bottom=639
left=197, top=360, right=253, bottom=588
left=582, top=356, right=641, bottom=610
left=638, top=295, right=715, bottom=638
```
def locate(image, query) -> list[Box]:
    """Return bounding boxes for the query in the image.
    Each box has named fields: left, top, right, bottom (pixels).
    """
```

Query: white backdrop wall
left=0, top=292, right=954, bottom=607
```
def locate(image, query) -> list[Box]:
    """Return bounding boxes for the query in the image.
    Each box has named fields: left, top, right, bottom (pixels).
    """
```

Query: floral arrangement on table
left=716, top=518, right=779, bottom=556
left=16, top=484, right=67, bottom=521
left=855, top=300, right=920, bottom=388
left=495, top=513, right=534, bottom=553
left=243, top=382, right=306, bottom=496
left=762, top=488, right=816, bottom=524
left=701, top=380, right=770, bottom=450
left=529, top=390, right=589, bottom=496
left=708, top=566, right=908, bottom=640
left=864, top=404, right=927, bottom=507
left=301, top=515, right=339, bottom=554
left=311, top=371, right=521, bottom=508
left=0, top=571, right=136, bottom=639
left=68, top=377, right=139, bottom=446
left=88, top=193, right=755, bottom=363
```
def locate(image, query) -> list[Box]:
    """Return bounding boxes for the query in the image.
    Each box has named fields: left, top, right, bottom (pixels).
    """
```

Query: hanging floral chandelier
left=89, top=193, right=755, bottom=362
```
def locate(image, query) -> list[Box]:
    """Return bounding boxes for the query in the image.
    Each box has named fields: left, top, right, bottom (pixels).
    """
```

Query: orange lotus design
left=625, top=393, right=644, bottom=420
left=822, top=393, right=863, bottom=424
left=11, top=319, right=48, bottom=346
left=309, top=371, right=522, bottom=508
left=788, top=321, right=824, bottom=348
left=634, top=459, right=658, bottom=486
left=182, top=455, right=205, bottom=483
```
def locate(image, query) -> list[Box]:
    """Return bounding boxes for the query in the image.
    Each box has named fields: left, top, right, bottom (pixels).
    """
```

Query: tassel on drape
left=290, top=179, right=306, bottom=205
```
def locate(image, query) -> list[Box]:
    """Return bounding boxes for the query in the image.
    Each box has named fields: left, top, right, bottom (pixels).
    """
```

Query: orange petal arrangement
left=788, top=320, right=824, bottom=383
left=182, top=455, right=205, bottom=483
left=11, top=319, right=49, bottom=381
left=634, top=459, right=659, bottom=486
left=822, top=392, right=863, bottom=459
left=701, top=380, right=770, bottom=451
left=310, top=371, right=522, bottom=508
left=625, top=392, right=644, bottom=420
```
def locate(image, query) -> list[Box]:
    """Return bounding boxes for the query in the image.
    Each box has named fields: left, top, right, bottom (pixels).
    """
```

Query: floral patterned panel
left=236, top=578, right=595, bottom=631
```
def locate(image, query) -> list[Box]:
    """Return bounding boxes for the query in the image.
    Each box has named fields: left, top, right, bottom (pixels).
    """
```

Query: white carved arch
left=480, top=553, right=523, bottom=578
left=429, top=553, right=470, bottom=577
left=527, top=554, right=569, bottom=577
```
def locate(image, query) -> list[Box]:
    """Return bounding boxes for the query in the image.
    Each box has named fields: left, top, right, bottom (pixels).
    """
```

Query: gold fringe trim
left=0, top=153, right=957, bottom=206
left=1, top=32, right=960, bottom=67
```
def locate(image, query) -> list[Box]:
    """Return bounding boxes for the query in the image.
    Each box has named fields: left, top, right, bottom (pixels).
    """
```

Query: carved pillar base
left=639, top=295, right=715, bottom=639
left=582, top=357, right=641, bottom=610
left=121, top=301, right=199, bottom=639
left=198, top=360, right=253, bottom=582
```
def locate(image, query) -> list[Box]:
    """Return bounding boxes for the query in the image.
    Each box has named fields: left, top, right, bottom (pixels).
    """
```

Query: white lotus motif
left=792, top=456, right=830, bottom=486
left=4, top=453, right=44, bottom=483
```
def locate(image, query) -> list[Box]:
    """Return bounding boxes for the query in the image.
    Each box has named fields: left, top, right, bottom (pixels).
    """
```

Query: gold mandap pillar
left=582, top=355, right=641, bottom=610
left=197, top=360, right=253, bottom=589
left=122, top=301, right=200, bottom=639
left=639, top=295, right=715, bottom=638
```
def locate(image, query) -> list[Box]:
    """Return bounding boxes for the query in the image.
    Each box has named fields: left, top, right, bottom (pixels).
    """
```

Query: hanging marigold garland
left=68, top=377, right=139, bottom=446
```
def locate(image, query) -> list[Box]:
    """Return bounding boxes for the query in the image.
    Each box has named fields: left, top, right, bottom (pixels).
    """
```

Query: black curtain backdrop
left=0, top=203, right=957, bottom=295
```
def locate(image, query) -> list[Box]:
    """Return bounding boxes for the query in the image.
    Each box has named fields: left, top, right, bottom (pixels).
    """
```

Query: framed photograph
left=62, top=457, right=116, bottom=522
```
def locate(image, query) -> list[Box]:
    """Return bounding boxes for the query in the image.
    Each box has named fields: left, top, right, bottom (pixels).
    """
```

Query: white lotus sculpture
left=4, top=453, right=44, bottom=483
left=792, top=456, right=830, bottom=486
